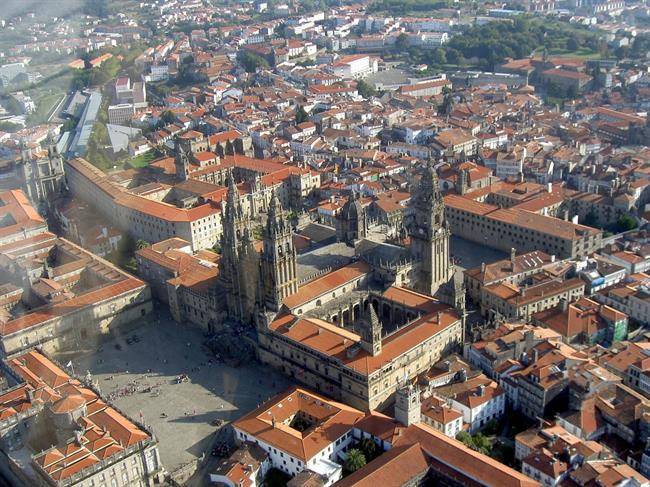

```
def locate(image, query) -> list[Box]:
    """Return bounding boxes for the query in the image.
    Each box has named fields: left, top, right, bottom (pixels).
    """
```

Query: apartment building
left=480, top=277, right=585, bottom=320
left=464, top=250, right=558, bottom=302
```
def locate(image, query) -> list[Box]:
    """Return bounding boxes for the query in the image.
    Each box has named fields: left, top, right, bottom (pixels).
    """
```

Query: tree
left=295, top=105, right=309, bottom=124
left=135, top=239, right=150, bottom=250
left=472, top=433, right=492, bottom=455
left=430, top=48, right=447, bottom=66
left=344, top=449, right=366, bottom=473
left=566, top=37, right=580, bottom=52
left=456, top=431, right=491, bottom=455
left=566, top=84, right=578, bottom=100
left=616, top=215, right=638, bottom=233
left=439, top=93, right=454, bottom=115
left=359, top=437, right=378, bottom=461
left=0, top=121, right=22, bottom=133
left=583, top=209, right=599, bottom=227
left=238, top=51, right=269, bottom=73
left=357, top=79, right=377, bottom=98
left=395, top=33, right=410, bottom=51
left=161, top=110, right=176, bottom=125
left=456, top=431, right=473, bottom=447
left=225, top=140, right=235, bottom=156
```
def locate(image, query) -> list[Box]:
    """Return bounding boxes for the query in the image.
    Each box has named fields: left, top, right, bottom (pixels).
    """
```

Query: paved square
left=451, top=236, right=508, bottom=271
left=58, top=313, right=290, bottom=473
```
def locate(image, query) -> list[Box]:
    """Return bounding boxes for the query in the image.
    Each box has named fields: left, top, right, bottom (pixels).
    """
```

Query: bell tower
left=261, top=192, right=298, bottom=311
left=408, top=162, right=452, bottom=296
left=394, top=383, right=421, bottom=426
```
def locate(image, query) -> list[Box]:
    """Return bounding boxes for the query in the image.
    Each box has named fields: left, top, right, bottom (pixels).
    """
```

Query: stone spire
left=261, top=190, right=298, bottom=312
left=360, top=305, right=382, bottom=357
left=408, top=161, right=452, bottom=296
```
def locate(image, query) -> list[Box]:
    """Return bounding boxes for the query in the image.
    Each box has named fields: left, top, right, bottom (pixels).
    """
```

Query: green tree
left=136, top=239, right=150, bottom=250
left=344, top=449, right=366, bottom=473
left=295, top=105, right=309, bottom=124
left=456, top=431, right=491, bottom=455
left=472, top=433, right=492, bottom=455
left=356, top=79, right=377, bottom=98
left=238, top=51, right=270, bottom=73
left=566, top=37, right=580, bottom=51
left=395, top=33, right=410, bottom=51
left=225, top=140, right=235, bottom=155
left=430, top=48, right=447, bottom=65
left=583, top=209, right=599, bottom=227
left=0, top=121, right=22, bottom=133
left=456, top=431, right=473, bottom=446
left=616, top=215, right=638, bottom=233
left=359, top=437, right=378, bottom=460
left=439, top=93, right=454, bottom=115
left=161, top=110, right=176, bottom=125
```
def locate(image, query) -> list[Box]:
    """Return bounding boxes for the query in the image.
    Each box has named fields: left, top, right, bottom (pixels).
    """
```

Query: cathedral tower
left=219, top=174, right=257, bottom=323
left=409, top=162, right=452, bottom=296
left=261, top=192, right=298, bottom=311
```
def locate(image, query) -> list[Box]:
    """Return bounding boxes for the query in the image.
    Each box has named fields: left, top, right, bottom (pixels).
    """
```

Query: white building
left=331, top=55, right=377, bottom=79
left=449, top=382, right=506, bottom=433
left=232, top=387, right=364, bottom=486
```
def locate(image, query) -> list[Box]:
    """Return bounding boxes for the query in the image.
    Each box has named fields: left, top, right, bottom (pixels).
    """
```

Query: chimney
left=481, top=262, right=486, bottom=273
left=561, top=298, right=568, bottom=313
left=551, top=254, right=556, bottom=263
left=547, top=182, right=552, bottom=193
left=510, top=248, right=516, bottom=269
left=478, top=384, right=485, bottom=396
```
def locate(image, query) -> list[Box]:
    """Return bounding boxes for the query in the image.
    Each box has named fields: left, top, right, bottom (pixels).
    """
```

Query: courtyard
left=451, top=235, right=507, bottom=271
left=57, top=311, right=290, bottom=474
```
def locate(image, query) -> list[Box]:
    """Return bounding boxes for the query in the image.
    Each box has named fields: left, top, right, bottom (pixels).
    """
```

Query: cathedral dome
left=341, top=192, right=363, bottom=221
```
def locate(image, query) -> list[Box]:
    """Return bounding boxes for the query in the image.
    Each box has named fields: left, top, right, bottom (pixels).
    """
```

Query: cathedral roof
left=339, top=191, right=364, bottom=221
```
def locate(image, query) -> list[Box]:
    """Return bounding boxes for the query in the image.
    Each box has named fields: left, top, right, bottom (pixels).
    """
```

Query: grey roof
left=357, top=238, right=410, bottom=268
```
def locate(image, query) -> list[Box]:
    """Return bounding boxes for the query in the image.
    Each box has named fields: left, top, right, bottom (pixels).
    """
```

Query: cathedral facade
left=217, top=174, right=299, bottom=324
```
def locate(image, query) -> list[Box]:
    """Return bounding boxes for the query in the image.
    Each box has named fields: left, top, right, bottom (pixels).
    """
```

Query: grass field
left=548, top=47, right=600, bottom=59
left=28, top=91, right=65, bottom=124
left=129, top=151, right=158, bottom=168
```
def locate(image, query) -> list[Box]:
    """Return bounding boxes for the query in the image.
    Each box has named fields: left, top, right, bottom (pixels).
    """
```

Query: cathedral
left=217, top=174, right=298, bottom=324
left=219, top=161, right=467, bottom=410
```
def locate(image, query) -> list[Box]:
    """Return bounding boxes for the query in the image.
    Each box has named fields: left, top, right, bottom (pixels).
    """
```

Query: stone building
left=218, top=175, right=260, bottom=324
left=260, top=193, right=298, bottom=311
left=17, top=140, right=66, bottom=206
left=336, top=192, right=368, bottom=246
left=0, top=194, right=152, bottom=357
left=408, top=163, right=453, bottom=297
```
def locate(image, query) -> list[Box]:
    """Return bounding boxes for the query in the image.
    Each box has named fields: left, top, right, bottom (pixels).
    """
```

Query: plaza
left=57, top=311, right=290, bottom=473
